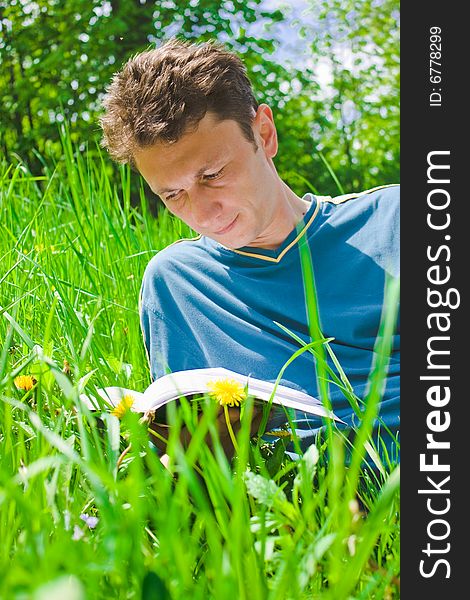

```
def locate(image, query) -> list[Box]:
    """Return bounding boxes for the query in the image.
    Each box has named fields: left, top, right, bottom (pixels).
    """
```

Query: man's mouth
left=214, top=215, right=238, bottom=235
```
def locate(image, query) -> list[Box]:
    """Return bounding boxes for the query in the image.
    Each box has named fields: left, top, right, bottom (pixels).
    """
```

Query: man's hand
left=148, top=403, right=267, bottom=461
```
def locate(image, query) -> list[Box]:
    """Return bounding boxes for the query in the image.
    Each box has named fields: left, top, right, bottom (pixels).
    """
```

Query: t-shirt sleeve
left=140, top=301, right=206, bottom=381
left=139, top=251, right=206, bottom=381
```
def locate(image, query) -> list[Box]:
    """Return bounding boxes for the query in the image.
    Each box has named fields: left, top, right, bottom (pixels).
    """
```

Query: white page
left=142, top=367, right=340, bottom=422
left=80, top=367, right=342, bottom=423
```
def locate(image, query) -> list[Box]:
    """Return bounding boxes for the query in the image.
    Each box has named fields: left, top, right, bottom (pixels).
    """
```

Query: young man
left=100, top=39, right=400, bottom=464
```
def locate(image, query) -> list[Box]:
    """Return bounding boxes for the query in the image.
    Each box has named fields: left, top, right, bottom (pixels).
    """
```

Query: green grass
left=0, top=134, right=400, bottom=599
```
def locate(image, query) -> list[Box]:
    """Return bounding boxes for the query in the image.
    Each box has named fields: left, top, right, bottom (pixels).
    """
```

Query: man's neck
left=248, top=182, right=312, bottom=250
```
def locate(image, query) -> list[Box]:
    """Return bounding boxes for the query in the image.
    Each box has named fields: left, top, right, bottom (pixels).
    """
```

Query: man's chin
left=212, top=232, right=252, bottom=250
left=216, top=237, right=246, bottom=250
left=209, top=223, right=255, bottom=249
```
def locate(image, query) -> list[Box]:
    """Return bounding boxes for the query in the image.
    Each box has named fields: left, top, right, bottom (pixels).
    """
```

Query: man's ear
left=253, top=104, right=278, bottom=159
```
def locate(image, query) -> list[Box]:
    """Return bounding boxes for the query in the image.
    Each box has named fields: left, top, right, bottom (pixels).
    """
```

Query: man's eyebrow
left=195, top=161, right=224, bottom=177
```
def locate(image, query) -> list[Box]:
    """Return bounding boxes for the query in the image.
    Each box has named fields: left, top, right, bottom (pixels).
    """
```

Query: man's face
left=133, top=107, right=279, bottom=249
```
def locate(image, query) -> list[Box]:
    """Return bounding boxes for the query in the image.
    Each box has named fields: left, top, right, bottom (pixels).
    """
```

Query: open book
left=80, top=367, right=341, bottom=423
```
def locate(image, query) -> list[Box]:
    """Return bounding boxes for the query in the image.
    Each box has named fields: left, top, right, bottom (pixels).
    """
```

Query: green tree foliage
left=0, top=1, right=285, bottom=165
left=299, top=0, right=400, bottom=191
left=0, top=0, right=399, bottom=195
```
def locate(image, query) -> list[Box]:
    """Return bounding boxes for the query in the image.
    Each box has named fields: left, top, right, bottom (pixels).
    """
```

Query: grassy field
left=0, top=134, right=400, bottom=599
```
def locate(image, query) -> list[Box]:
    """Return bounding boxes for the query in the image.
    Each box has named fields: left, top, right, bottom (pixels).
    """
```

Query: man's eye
left=165, top=191, right=182, bottom=201
left=203, top=168, right=223, bottom=181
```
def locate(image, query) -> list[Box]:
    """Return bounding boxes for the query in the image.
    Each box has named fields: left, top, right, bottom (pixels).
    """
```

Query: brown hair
left=100, top=38, right=259, bottom=166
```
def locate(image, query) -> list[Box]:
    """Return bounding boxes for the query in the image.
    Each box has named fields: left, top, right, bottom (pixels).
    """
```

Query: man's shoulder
left=162, top=233, right=204, bottom=256
left=140, top=235, right=209, bottom=311
left=317, top=184, right=399, bottom=228
left=317, top=184, right=400, bottom=276
left=142, top=234, right=216, bottom=286
left=323, top=183, right=399, bottom=208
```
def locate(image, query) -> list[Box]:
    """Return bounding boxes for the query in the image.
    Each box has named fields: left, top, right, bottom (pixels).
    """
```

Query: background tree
left=0, top=0, right=399, bottom=195
left=298, top=0, right=400, bottom=191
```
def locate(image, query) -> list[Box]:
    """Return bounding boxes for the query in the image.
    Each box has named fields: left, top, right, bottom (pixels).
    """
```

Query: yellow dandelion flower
left=111, top=394, right=135, bottom=419
left=207, top=378, right=247, bottom=407
left=14, top=375, right=37, bottom=391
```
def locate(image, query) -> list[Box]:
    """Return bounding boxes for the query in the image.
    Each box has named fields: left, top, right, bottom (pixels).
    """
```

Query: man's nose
left=189, top=187, right=223, bottom=230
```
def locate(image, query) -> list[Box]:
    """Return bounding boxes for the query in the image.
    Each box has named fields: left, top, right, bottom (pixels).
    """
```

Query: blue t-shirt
left=140, top=185, right=400, bottom=461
